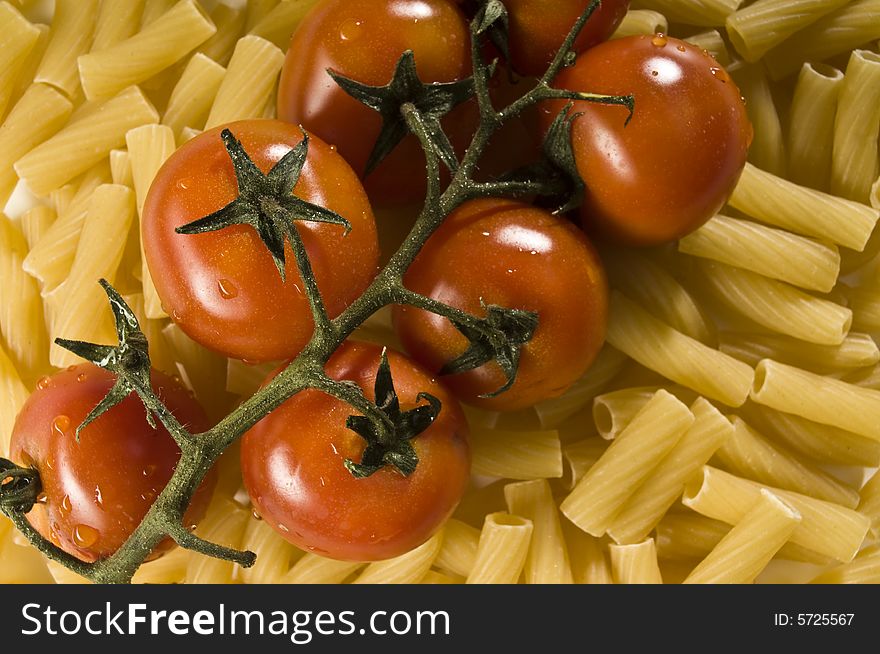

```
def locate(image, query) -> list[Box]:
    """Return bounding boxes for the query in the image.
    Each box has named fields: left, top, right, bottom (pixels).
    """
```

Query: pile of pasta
left=1, top=0, right=880, bottom=584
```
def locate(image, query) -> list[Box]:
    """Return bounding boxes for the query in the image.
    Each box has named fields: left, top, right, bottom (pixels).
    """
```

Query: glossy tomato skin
left=277, top=0, right=474, bottom=206
left=142, top=120, right=379, bottom=362
left=241, top=341, right=470, bottom=562
left=9, top=364, right=215, bottom=563
left=505, top=0, right=630, bottom=77
left=542, top=35, right=752, bottom=246
left=393, top=198, right=608, bottom=411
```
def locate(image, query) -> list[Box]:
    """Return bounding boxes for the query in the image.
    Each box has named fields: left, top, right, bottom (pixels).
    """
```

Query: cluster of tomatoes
left=9, top=0, right=751, bottom=567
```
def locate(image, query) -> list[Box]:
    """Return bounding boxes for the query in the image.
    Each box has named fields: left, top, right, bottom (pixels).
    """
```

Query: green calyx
left=344, top=351, right=441, bottom=478
left=0, top=458, right=41, bottom=513
left=175, top=128, right=351, bottom=281
left=329, top=50, right=477, bottom=175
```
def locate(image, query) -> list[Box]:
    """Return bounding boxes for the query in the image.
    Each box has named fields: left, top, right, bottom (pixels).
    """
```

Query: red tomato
left=542, top=35, right=752, bottom=246
left=277, top=0, right=475, bottom=206
left=505, top=0, right=630, bottom=77
left=9, top=364, right=215, bottom=563
left=392, top=198, right=608, bottom=411
left=241, top=341, right=470, bottom=561
left=142, top=119, right=379, bottom=362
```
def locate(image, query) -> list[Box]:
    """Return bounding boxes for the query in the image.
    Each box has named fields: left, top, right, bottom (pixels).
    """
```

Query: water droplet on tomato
left=339, top=19, right=362, bottom=42
left=142, top=464, right=157, bottom=478
left=218, top=279, right=238, bottom=300
left=677, top=44, right=686, bottom=52
left=651, top=70, right=659, bottom=76
left=140, top=490, right=156, bottom=502
left=171, top=310, right=182, bottom=322
left=76, top=373, right=87, bottom=383
left=66, top=365, right=76, bottom=372
left=72, top=524, right=99, bottom=548
left=176, top=179, right=190, bottom=191
left=651, top=33, right=668, bottom=47
left=710, top=67, right=729, bottom=83
left=251, top=509, right=262, bottom=521
left=52, top=415, right=71, bottom=437
left=278, top=523, right=290, bottom=533
left=36, top=492, right=48, bottom=504
left=94, top=486, right=104, bottom=508
left=36, top=377, right=51, bottom=390
left=60, top=494, right=72, bottom=514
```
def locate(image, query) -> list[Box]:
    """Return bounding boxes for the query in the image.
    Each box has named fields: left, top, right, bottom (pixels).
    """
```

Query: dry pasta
left=609, top=539, right=663, bottom=584
left=466, top=513, right=533, bottom=584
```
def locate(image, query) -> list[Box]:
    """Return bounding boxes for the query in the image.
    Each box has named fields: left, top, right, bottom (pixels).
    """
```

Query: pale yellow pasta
left=632, top=0, right=743, bottom=26
left=563, top=522, right=613, bottom=584
left=0, top=2, right=40, bottom=119
left=679, top=215, right=840, bottom=293
left=353, top=530, right=443, bottom=584
left=696, top=260, right=851, bottom=346
left=19, top=205, right=55, bottom=251
left=0, top=342, right=28, bottom=455
left=245, top=0, right=280, bottom=31
left=560, top=438, right=607, bottom=491
left=655, top=512, right=730, bottom=561
left=683, top=465, right=870, bottom=561
left=248, top=0, right=320, bottom=49
left=0, top=518, right=54, bottom=584
left=0, top=83, right=73, bottom=207
left=751, top=359, right=880, bottom=442
left=108, top=149, right=132, bottom=186
left=685, top=29, right=731, bottom=65
left=132, top=546, right=189, bottom=585
left=810, top=546, right=880, bottom=584
left=740, top=401, right=880, bottom=468
left=733, top=65, right=786, bottom=177
left=612, top=9, right=668, bottom=38
left=79, top=0, right=216, bottom=101
left=163, top=323, right=232, bottom=422
left=843, top=363, right=880, bottom=390
left=8, top=22, right=49, bottom=109
left=281, top=554, right=365, bottom=584
left=606, top=293, right=754, bottom=406
left=606, top=249, right=713, bottom=344
left=49, top=184, right=135, bottom=368
left=466, top=513, right=533, bottom=584
left=504, top=479, right=572, bottom=584
left=14, top=85, right=159, bottom=196
left=185, top=501, right=250, bottom=584
left=126, top=123, right=176, bottom=319
left=787, top=63, right=843, bottom=191
left=839, top=282, right=880, bottom=332
left=561, top=390, right=693, bottom=536
left=684, top=490, right=801, bottom=584
left=470, top=426, right=562, bottom=480
left=610, top=539, right=663, bottom=584
left=608, top=398, right=732, bottom=544
left=163, top=54, right=226, bottom=140
left=433, top=518, right=479, bottom=578
left=0, top=215, right=48, bottom=378
left=532, top=345, right=628, bottom=429
left=33, top=0, right=98, bottom=97
left=830, top=50, right=880, bottom=203
left=22, top=162, right=111, bottom=290
left=715, top=417, right=860, bottom=508
left=226, top=358, right=278, bottom=397
left=140, top=0, right=176, bottom=26
left=763, top=0, right=880, bottom=80
left=726, top=0, right=849, bottom=63
left=592, top=386, right=655, bottom=439
left=205, top=35, right=285, bottom=130
left=199, top=3, right=246, bottom=66
left=728, top=162, right=880, bottom=251
left=719, top=331, right=879, bottom=373
left=858, top=470, right=880, bottom=536
left=91, top=0, right=145, bottom=52
left=239, top=517, right=302, bottom=585
left=420, top=570, right=461, bottom=584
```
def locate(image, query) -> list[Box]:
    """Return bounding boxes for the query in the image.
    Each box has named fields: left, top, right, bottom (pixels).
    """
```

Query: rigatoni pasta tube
left=631, top=0, right=743, bottom=26
left=606, top=292, right=754, bottom=407
left=33, top=0, right=98, bottom=97
left=78, top=0, right=217, bottom=101
left=204, top=35, right=284, bottom=129
left=719, top=331, right=879, bottom=373
left=696, top=260, right=851, bottom=346
left=248, top=0, right=321, bottom=49
left=563, top=521, right=612, bottom=584
left=0, top=83, right=73, bottom=207
left=679, top=215, right=840, bottom=293
left=0, top=2, right=40, bottom=119
left=281, top=554, right=365, bottom=584
left=470, top=427, right=562, bottom=480
left=683, top=466, right=870, bottom=561
left=611, top=10, right=668, bottom=38
left=728, top=162, right=879, bottom=251
left=858, top=470, right=880, bottom=536
left=787, top=63, right=843, bottom=191
left=685, top=30, right=730, bottom=65
left=831, top=50, right=880, bottom=203
left=715, top=417, right=860, bottom=508
left=161, top=53, right=226, bottom=139
left=607, top=398, right=732, bottom=544
left=49, top=184, right=136, bottom=368
left=610, top=539, right=663, bottom=584
left=466, top=513, right=533, bottom=584
left=733, top=65, right=785, bottom=177
left=354, top=531, right=443, bottom=584
left=683, top=490, right=801, bottom=584
left=197, top=3, right=246, bottom=66
left=239, top=517, right=301, bottom=585
left=560, top=438, right=607, bottom=491
left=91, top=0, right=146, bottom=52
left=504, top=480, right=572, bottom=584
left=433, top=519, right=479, bottom=578
left=561, top=390, right=694, bottom=537
left=725, top=0, right=849, bottom=63
left=185, top=501, right=249, bottom=584
left=0, top=343, right=29, bottom=456
left=14, top=86, right=159, bottom=196
left=810, top=546, right=880, bottom=584
left=592, top=386, right=656, bottom=440
left=751, top=359, right=880, bottom=442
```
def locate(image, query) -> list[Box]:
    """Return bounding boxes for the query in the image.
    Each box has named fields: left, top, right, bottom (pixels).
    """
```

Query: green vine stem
left=2, top=0, right=633, bottom=583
